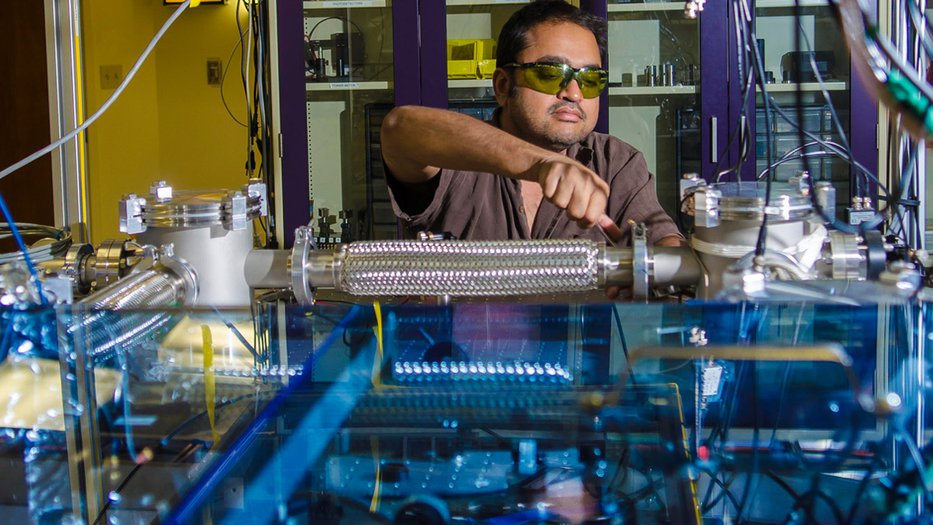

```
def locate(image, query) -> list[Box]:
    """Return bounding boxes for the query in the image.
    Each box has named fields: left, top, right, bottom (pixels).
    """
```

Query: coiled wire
left=339, top=240, right=599, bottom=296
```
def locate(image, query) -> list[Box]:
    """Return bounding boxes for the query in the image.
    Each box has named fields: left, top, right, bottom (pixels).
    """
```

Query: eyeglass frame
left=500, top=61, right=609, bottom=99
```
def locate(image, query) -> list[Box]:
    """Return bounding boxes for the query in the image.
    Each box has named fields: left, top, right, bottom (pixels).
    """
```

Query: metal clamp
left=223, top=191, right=249, bottom=231
left=244, top=179, right=268, bottom=217
left=157, top=244, right=200, bottom=305
left=94, top=239, right=132, bottom=289
left=290, top=226, right=316, bottom=305
left=631, top=222, right=652, bottom=301
left=828, top=231, right=863, bottom=280
left=119, top=194, right=147, bottom=234
left=62, top=243, right=94, bottom=295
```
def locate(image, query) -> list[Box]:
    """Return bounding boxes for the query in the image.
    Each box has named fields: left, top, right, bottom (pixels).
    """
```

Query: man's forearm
left=380, top=105, right=551, bottom=184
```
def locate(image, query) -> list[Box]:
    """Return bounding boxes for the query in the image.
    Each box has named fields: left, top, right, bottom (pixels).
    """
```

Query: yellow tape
left=190, top=0, right=202, bottom=7
left=201, top=324, right=220, bottom=445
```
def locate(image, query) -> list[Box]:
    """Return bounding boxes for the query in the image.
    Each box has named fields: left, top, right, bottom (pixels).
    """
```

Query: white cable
left=0, top=0, right=191, bottom=182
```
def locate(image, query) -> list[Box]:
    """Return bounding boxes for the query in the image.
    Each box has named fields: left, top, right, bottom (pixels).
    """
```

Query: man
left=380, top=0, right=682, bottom=248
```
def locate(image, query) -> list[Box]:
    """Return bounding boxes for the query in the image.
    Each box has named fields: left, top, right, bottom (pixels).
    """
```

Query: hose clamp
left=631, top=223, right=652, bottom=301
left=290, top=226, right=315, bottom=305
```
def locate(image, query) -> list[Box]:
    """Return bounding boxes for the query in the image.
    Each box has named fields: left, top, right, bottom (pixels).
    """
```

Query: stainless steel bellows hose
left=339, top=240, right=600, bottom=296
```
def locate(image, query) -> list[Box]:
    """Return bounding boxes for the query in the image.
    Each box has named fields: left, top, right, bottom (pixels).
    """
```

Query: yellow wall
left=82, top=0, right=252, bottom=243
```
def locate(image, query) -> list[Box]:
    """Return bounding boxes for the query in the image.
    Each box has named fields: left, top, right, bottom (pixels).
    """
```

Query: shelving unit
left=607, top=2, right=689, bottom=13
left=446, top=0, right=529, bottom=5
left=755, top=0, right=829, bottom=8
left=758, top=81, right=847, bottom=92
left=449, top=79, right=493, bottom=89
left=303, top=0, right=388, bottom=9
left=609, top=85, right=698, bottom=96
left=306, top=81, right=393, bottom=91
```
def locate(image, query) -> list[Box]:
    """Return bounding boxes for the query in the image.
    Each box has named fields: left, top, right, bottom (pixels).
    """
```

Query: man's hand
left=527, top=156, right=609, bottom=228
left=597, top=215, right=625, bottom=300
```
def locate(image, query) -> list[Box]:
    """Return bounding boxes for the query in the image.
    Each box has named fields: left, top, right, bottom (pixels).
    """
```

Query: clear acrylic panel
left=304, top=2, right=396, bottom=243
left=754, top=1, right=853, bottom=213
left=0, top=301, right=918, bottom=523
left=607, top=1, right=702, bottom=218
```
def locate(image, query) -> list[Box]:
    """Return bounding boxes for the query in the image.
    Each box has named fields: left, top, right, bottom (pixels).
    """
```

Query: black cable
left=92, top=394, right=257, bottom=525
left=700, top=470, right=741, bottom=514
left=211, top=306, right=258, bottom=359
left=843, top=445, right=884, bottom=523
left=733, top=0, right=773, bottom=258
left=734, top=359, right=761, bottom=523
left=611, top=305, right=636, bottom=386
left=307, top=16, right=365, bottom=44
left=794, top=20, right=862, bottom=198
left=765, top=98, right=889, bottom=195
left=220, top=35, right=248, bottom=127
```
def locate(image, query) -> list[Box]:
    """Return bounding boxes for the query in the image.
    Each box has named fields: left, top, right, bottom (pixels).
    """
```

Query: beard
left=507, top=89, right=592, bottom=152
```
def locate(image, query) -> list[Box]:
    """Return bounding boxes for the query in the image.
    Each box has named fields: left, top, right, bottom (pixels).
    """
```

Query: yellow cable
left=372, top=301, right=384, bottom=387
left=369, top=436, right=381, bottom=512
left=201, top=324, right=220, bottom=445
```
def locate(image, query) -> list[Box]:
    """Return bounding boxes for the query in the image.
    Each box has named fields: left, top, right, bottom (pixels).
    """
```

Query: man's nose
left=558, top=78, right=583, bottom=102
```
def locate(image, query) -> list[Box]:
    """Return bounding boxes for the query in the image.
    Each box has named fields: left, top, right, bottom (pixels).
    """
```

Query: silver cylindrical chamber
left=689, top=182, right=814, bottom=298
left=693, top=220, right=806, bottom=297
left=136, top=224, right=252, bottom=306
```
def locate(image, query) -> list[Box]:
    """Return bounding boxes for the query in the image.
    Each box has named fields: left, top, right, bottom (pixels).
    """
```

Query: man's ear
left=492, top=68, right=512, bottom=106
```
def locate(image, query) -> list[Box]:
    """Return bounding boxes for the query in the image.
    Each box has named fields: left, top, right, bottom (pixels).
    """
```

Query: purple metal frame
left=419, top=1, right=449, bottom=108
left=580, top=0, right=608, bottom=133
left=849, top=66, right=878, bottom=201
left=276, top=0, right=311, bottom=247
left=393, top=1, right=421, bottom=106
left=712, top=2, right=755, bottom=182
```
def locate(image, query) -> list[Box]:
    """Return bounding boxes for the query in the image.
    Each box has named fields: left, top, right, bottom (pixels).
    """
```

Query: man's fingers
left=598, top=215, right=624, bottom=244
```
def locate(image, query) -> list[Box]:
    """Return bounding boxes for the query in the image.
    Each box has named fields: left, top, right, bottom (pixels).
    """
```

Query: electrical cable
left=0, top=0, right=192, bottom=183
left=0, top=193, right=46, bottom=305
left=92, top=393, right=259, bottom=525
left=611, top=304, right=636, bottom=386
left=210, top=306, right=258, bottom=359
left=732, top=0, right=774, bottom=258
left=220, top=35, right=249, bottom=128
left=794, top=20, right=862, bottom=198
left=765, top=98, right=889, bottom=195
left=905, top=0, right=933, bottom=60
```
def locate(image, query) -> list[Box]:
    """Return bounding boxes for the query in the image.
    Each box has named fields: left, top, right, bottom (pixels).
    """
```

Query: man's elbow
left=381, top=106, right=420, bottom=146
left=655, top=234, right=686, bottom=247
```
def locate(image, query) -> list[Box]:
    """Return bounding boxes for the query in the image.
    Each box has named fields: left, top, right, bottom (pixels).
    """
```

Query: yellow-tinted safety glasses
left=503, top=62, right=608, bottom=99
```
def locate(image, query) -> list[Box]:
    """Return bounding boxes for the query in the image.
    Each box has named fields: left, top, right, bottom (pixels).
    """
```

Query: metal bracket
left=290, top=226, right=315, bottom=305
left=631, top=222, right=652, bottom=301
left=118, top=194, right=147, bottom=234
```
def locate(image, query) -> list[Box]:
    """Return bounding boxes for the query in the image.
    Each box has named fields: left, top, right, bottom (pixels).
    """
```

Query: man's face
left=495, top=21, right=602, bottom=153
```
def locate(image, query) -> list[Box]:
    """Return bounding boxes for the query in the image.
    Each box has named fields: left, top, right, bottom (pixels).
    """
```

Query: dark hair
left=496, top=0, right=608, bottom=66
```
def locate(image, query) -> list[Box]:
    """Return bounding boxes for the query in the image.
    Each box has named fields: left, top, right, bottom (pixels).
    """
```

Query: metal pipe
left=282, top=239, right=703, bottom=301
left=67, top=255, right=198, bottom=359
left=652, top=246, right=703, bottom=287
left=244, top=249, right=291, bottom=288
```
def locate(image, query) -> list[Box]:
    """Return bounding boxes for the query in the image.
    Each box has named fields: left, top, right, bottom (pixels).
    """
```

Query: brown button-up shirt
left=387, top=132, right=682, bottom=247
